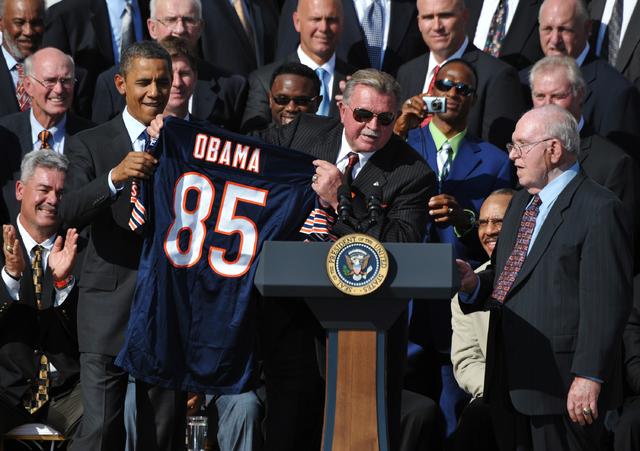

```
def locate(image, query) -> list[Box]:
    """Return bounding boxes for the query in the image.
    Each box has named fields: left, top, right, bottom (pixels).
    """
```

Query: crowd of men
left=0, top=0, right=638, bottom=450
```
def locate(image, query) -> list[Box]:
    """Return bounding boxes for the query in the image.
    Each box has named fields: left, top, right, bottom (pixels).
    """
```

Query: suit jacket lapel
left=0, top=51, right=19, bottom=112
left=224, top=0, right=257, bottom=64
left=501, top=0, right=539, bottom=54
left=386, top=1, right=415, bottom=54
left=444, top=139, right=482, bottom=193
left=352, top=143, right=390, bottom=195
left=509, top=173, right=585, bottom=292
left=616, top=4, right=640, bottom=72
left=580, top=52, right=598, bottom=111
left=17, top=111, right=32, bottom=158
left=192, top=78, right=219, bottom=119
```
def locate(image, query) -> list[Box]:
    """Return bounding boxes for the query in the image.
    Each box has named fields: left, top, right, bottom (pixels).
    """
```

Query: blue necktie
left=315, top=67, right=330, bottom=116
left=362, top=0, right=384, bottom=69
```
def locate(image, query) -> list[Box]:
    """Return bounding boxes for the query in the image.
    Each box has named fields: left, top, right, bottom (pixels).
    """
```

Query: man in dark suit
left=0, top=0, right=45, bottom=118
left=275, top=0, right=426, bottom=77
left=400, top=58, right=515, bottom=444
left=256, top=68, right=436, bottom=451
left=528, top=0, right=640, bottom=159
left=91, top=0, right=248, bottom=132
left=589, top=0, right=640, bottom=90
left=465, top=0, right=544, bottom=71
left=528, top=55, right=638, bottom=229
left=43, top=0, right=149, bottom=118
left=457, top=105, right=632, bottom=450
left=0, top=149, right=81, bottom=442
left=0, top=47, right=94, bottom=225
left=61, top=41, right=186, bottom=451
left=395, top=0, right=525, bottom=151
left=200, top=0, right=279, bottom=77
left=241, top=0, right=354, bottom=132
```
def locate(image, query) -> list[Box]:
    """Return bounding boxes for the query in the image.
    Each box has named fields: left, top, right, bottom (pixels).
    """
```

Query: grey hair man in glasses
left=0, top=47, right=94, bottom=224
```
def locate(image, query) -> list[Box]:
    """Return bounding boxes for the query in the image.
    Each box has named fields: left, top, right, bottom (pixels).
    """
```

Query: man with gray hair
left=256, top=68, right=436, bottom=450
left=0, top=149, right=82, bottom=442
left=457, top=104, right=632, bottom=449
left=529, top=0, right=640, bottom=158
left=0, top=47, right=94, bottom=225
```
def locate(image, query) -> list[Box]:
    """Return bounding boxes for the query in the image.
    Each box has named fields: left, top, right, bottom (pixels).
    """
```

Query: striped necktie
left=38, top=130, right=52, bottom=150
left=344, top=152, right=360, bottom=186
left=491, top=195, right=542, bottom=302
left=606, top=0, right=624, bottom=65
left=438, top=142, right=453, bottom=191
left=15, top=63, right=30, bottom=112
left=129, top=131, right=149, bottom=231
left=120, top=1, right=135, bottom=57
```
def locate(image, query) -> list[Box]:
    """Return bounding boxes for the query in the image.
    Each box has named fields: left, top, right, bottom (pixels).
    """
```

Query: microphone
left=337, top=184, right=353, bottom=223
left=361, top=185, right=383, bottom=233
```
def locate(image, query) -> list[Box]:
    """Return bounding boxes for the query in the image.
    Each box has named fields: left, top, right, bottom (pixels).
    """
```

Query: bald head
left=294, top=0, right=343, bottom=64
left=148, top=0, right=203, bottom=50
left=538, top=0, right=590, bottom=58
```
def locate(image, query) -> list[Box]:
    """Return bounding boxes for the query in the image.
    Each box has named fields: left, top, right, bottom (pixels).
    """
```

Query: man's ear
left=15, top=180, right=24, bottom=202
left=115, top=73, right=126, bottom=96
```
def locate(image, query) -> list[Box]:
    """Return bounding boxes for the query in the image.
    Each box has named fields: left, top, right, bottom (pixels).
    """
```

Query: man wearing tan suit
left=450, top=188, right=513, bottom=450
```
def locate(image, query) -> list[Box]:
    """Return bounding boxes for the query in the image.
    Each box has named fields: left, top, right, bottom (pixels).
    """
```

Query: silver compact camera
left=422, top=96, right=447, bottom=113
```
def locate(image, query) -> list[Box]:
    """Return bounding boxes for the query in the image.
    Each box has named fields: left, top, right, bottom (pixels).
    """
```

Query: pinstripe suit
left=256, top=113, right=435, bottom=450
left=461, top=172, right=632, bottom=447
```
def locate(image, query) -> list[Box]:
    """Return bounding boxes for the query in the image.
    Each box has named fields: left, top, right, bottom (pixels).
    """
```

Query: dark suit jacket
left=465, top=0, right=544, bottom=71
left=240, top=52, right=355, bottom=132
left=0, top=111, right=95, bottom=225
left=520, top=51, right=640, bottom=159
left=397, top=44, right=525, bottom=150
left=589, top=0, right=640, bottom=90
left=407, top=128, right=514, bottom=353
left=200, top=0, right=279, bottom=77
left=60, top=115, right=144, bottom=356
left=91, top=59, right=248, bottom=131
left=43, top=0, right=150, bottom=117
left=0, top=230, right=79, bottom=410
left=0, top=51, right=20, bottom=119
left=257, top=114, right=435, bottom=242
left=275, top=0, right=427, bottom=77
left=462, top=172, right=632, bottom=415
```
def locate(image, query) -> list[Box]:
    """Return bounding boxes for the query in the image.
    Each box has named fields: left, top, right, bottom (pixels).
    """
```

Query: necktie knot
left=344, top=152, right=360, bottom=185
left=38, top=129, right=52, bottom=149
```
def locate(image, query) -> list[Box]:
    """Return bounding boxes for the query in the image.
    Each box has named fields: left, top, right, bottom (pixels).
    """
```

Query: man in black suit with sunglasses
left=256, top=68, right=436, bottom=451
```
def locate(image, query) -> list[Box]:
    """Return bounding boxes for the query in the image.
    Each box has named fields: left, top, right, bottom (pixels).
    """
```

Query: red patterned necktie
left=484, top=0, right=509, bottom=57
left=129, top=132, right=149, bottom=231
left=15, top=63, right=30, bottom=112
left=344, top=151, right=360, bottom=186
left=491, top=195, right=542, bottom=302
left=38, top=130, right=52, bottom=149
left=420, top=65, right=440, bottom=128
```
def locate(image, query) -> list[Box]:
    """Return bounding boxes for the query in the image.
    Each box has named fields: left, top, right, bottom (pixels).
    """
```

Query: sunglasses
left=348, top=106, right=397, bottom=126
left=434, top=79, right=475, bottom=97
left=271, top=94, right=319, bottom=106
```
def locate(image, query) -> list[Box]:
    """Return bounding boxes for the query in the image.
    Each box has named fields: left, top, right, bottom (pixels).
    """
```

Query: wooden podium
left=255, top=241, right=459, bottom=451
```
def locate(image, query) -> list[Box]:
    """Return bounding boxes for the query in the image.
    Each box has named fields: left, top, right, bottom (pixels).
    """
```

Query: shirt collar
left=16, top=214, right=57, bottom=255
left=575, top=42, right=590, bottom=67
left=336, top=128, right=376, bottom=169
left=122, top=107, right=148, bottom=145
left=429, top=37, right=468, bottom=70
left=29, top=110, right=67, bottom=147
left=297, top=46, right=336, bottom=74
left=2, top=45, right=19, bottom=71
left=428, top=120, right=466, bottom=161
left=537, top=161, right=580, bottom=208
left=577, top=115, right=584, bottom=131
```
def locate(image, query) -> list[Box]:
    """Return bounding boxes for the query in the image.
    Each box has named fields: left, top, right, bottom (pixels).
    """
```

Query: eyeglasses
left=29, top=75, right=76, bottom=89
left=434, top=78, right=475, bottom=97
left=271, top=94, right=319, bottom=106
left=506, top=138, right=554, bottom=157
left=347, top=105, right=397, bottom=126
left=478, top=217, right=504, bottom=228
left=155, top=16, right=201, bottom=30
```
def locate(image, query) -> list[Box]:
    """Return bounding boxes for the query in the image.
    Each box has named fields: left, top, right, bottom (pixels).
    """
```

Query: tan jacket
left=451, top=261, right=490, bottom=399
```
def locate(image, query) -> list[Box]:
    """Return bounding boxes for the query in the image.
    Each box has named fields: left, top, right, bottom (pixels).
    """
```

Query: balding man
left=395, top=0, right=525, bottom=150
left=526, top=0, right=640, bottom=158
left=0, top=47, right=94, bottom=224
left=458, top=105, right=632, bottom=450
left=92, top=0, right=248, bottom=131
left=241, top=0, right=355, bottom=132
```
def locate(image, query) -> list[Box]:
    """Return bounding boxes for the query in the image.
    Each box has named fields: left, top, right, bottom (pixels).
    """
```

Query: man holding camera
left=402, top=58, right=515, bottom=445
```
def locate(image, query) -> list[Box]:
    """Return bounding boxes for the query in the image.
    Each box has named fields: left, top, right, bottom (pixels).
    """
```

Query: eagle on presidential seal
left=341, top=249, right=373, bottom=281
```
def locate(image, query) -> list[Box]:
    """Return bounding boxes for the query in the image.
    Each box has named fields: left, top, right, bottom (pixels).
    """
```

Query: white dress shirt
left=106, top=0, right=144, bottom=64
left=422, top=37, right=469, bottom=94
left=107, top=106, right=148, bottom=195
left=297, top=46, right=337, bottom=100
left=335, top=130, right=376, bottom=179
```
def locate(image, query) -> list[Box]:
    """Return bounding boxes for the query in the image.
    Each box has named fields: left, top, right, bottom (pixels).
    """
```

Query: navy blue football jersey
left=115, top=118, right=316, bottom=394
